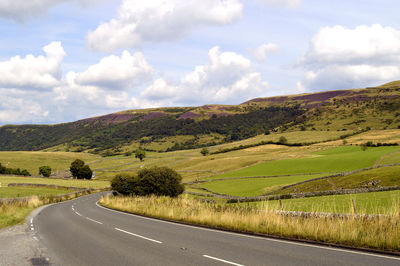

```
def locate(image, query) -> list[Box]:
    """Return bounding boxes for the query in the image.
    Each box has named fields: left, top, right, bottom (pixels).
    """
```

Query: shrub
left=124, top=151, right=133, bottom=157
left=111, top=174, right=138, bottom=195
left=200, top=148, right=209, bottom=156
left=135, top=149, right=146, bottom=161
left=110, top=167, right=184, bottom=197
left=279, top=136, right=288, bottom=144
left=39, top=166, right=52, bottom=177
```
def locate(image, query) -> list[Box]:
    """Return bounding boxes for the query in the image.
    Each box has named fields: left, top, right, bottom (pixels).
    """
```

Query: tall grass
left=0, top=191, right=94, bottom=229
left=99, top=195, right=400, bottom=252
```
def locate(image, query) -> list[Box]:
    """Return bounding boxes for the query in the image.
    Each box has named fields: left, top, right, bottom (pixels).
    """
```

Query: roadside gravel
left=0, top=206, right=55, bottom=266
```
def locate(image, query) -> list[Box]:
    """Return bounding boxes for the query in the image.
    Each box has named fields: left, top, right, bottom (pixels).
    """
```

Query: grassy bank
left=99, top=195, right=400, bottom=252
left=0, top=190, right=94, bottom=229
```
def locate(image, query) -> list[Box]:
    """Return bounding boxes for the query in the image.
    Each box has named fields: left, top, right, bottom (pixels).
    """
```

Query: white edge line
left=114, top=227, right=162, bottom=244
left=85, top=217, right=103, bottom=225
left=75, top=211, right=82, bottom=217
left=203, top=255, right=244, bottom=266
left=95, top=201, right=400, bottom=261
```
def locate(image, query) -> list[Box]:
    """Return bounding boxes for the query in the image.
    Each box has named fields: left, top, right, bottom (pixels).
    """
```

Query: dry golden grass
left=99, top=195, right=400, bottom=252
left=0, top=190, right=95, bottom=229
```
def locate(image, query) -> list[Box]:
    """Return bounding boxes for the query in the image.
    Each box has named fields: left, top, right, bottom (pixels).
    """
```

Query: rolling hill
left=1, top=81, right=400, bottom=154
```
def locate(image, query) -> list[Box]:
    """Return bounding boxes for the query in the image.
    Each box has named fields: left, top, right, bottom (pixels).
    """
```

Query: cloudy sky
left=1, top=0, right=400, bottom=125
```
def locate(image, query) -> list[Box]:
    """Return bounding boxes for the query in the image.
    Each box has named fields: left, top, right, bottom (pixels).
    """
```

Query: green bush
left=111, top=167, right=184, bottom=197
left=200, top=147, right=209, bottom=156
left=39, top=165, right=52, bottom=177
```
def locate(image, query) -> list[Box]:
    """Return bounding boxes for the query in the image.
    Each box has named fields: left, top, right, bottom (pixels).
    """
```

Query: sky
left=1, top=0, right=400, bottom=125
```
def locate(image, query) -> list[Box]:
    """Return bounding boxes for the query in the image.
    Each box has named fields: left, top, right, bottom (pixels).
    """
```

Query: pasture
left=0, top=175, right=110, bottom=190
left=198, top=174, right=327, bottom=197
left=210, top=146, right=400, bottom=179
left=256, top=190, right=400, bottom=215
left=0, top=151, right=99, bottom=176
left=0, top=186, right=72, bottom=198
left=275, top=165, right=400, bottom=194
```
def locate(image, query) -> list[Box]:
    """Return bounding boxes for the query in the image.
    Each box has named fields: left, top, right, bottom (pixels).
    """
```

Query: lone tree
left=39, top=166, right=52, bottom=177
left=70, top=159, right=92, bottom=179
left=200, top=147, right=209, bottom=156
left=279, top=136, right=288, bottom=145
left=135, top=149, right=146, bottom=162
left=111, top=166, right=184, bottom=197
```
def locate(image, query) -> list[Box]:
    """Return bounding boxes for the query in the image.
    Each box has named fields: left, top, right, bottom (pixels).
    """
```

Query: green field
left=0, top=186, right=72, bottom=198
left=257, top=190, right=400, bottom=215
left=0, top=176, right=110, bottom=190
left=275, top=165, right=400, bottom=195
left=198, top=174, right=327, bottom=197
left=210, top=146, right=400, bottom=179
left=0, top=151, right=99, bottom=176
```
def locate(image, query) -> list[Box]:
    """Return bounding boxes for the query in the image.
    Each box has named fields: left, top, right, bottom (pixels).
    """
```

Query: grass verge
left=99, top=195, right=400, bottom=252
left=0, top=190, right=95, bottom=230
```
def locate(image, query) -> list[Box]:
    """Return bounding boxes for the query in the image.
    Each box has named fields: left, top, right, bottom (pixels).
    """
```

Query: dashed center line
left=203, top=255, right=244, bottom=266
left=114, top=227, right=162, bottom=244
left=85, top=217, right=103, bottom=225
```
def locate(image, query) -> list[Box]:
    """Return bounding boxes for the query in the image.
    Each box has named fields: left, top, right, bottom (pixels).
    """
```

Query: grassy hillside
left=1, top=81, right=400, bottom=154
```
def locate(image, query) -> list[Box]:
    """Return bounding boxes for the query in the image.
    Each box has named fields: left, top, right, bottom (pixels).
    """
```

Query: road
left=33, top=193, right=400, bottom=266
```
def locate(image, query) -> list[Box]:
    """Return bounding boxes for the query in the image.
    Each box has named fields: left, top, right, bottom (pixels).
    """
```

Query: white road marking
left=85, top=217, right=103, bottom=225
left=203, top=255, right=244, bottom=266
left=30, top=218, right=33, bottom=224
left=33, top=236, right=39, bottom=241
left=75, top=211, right=82, bottom=217
left=114, top=227, right=162, bottom=244
left=96, top=201, right=400, bottom=261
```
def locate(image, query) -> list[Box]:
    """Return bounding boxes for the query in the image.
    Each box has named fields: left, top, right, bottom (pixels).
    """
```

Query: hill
left=1, top=81, right=399, bottom=154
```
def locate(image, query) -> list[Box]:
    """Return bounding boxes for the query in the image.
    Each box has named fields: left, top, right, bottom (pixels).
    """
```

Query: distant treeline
left=0, top=162, right=30, bottom=176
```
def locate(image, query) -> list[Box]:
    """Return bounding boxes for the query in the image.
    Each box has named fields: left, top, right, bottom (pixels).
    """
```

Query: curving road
left=32, top=193, right=400, bottom=266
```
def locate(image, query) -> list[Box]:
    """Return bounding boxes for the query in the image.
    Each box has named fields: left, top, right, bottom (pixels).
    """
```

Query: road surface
left=33, top=193, right=400, bottom=265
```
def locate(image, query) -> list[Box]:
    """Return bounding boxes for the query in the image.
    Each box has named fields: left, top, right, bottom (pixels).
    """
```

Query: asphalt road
left=33, top=193, right=400, bottom=266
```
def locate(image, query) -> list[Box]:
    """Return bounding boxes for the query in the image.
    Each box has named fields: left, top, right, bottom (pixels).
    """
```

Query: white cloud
left=142, top=46, right=268, bottom=105
left=254, top=0, right=301, bottom=8
left=87, top=0, right=243, bottom=52
left=298, top=24, right=400, bottom=91
left=0, top=89, right=50, bottom=124
left=75, top=51, right=154, bottom=90
left=0, top=42, right=66, bottom=90
left=0, top=0, right=103, bottom=22
left=251, top=43, right=279, bottom=62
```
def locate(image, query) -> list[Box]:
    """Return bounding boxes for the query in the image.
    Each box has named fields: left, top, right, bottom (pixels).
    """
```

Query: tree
left=279, top=136, right=288, bottom=145
left=77, top=165, right=93, bottom=180
left=70, top=159, right=85, bottom=178
left=135, top=149, right=146, bottom=161
left=39, top=166, right=52, bottom=177
left=111, top=167, right=184, bottom=197
left=21, top=169, right=31, bottom=176
left=200, top=147, right=209, bottom=156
